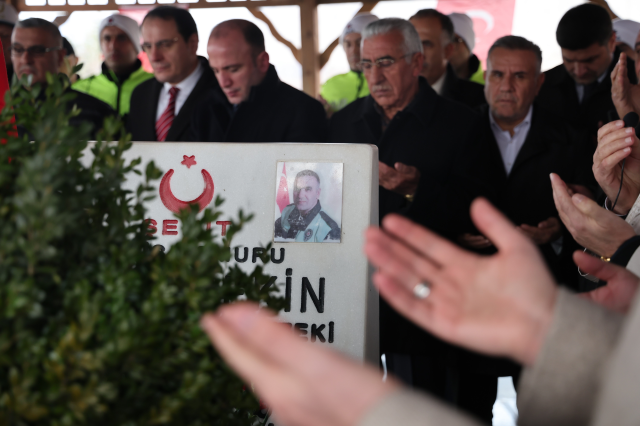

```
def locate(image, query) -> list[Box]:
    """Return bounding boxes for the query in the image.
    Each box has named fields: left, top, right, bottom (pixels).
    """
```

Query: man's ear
left=257, top=51, right=270, bottom=73
left=444, top=42, right=454, bottom=61
left=412, top=52, right=424, bottom=77
left=188, top=33, right=199, bottom=55
left=56, top=48, right=65, bottom=70
left=608, top=31, right=617, bottom=53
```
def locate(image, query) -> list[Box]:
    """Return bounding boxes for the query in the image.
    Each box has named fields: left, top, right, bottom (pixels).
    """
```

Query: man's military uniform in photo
left=274, top=201, right=340, bottom=242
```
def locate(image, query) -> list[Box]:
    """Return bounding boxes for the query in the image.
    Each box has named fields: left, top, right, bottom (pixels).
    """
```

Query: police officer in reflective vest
left=73, top=14, right=153, bottom=116
left=274, top=170, right=341, bottom=242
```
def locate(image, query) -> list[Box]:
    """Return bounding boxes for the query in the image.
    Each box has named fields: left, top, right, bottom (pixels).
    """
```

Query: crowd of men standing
left=3, top=2, right=640, bottom=423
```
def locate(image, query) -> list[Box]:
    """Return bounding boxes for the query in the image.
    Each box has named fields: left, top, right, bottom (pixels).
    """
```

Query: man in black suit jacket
left=329, top=18, right=495, bottom=423
left=536, top=4, right=638, bottom=152
left=191, top=20, right=328, bottom=142
left=127, top=6, right=220, bottom=142
left=408, top=9, right=485, bottom=108
left=458, top=36, right=594, bottom=421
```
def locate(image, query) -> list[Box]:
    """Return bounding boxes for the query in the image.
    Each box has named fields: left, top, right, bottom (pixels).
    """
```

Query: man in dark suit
left=458, top=35, right=594, bottom=420
left=408, top=9, right=485, bottom=108
left=11, top=18, right=113, bottom=137
left=190, top=20, right=327, bottom=142
left=329, top=17, right=494, bottom=423
left=536, top=3, right=638, bottom=152
left=127, top=6, right=219, bottom=142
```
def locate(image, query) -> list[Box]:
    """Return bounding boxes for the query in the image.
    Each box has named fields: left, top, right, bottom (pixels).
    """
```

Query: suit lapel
left=511, top=109, right=548, bottom=173
left=480, top=106, right=508, bottom=183
left=146, top=80, right=162, bottom=140
left=166, top=60, right=216, bottom=141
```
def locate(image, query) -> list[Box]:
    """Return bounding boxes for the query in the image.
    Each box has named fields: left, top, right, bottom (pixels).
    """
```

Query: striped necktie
left=156, top=86, right=180, bottom=142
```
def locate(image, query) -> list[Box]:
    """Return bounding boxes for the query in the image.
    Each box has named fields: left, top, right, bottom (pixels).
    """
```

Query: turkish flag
left=0, top=42, right=15, bottom=147
left=276, top=163, right=291, bottom=213
left=437, top=0, right=517, bottom=64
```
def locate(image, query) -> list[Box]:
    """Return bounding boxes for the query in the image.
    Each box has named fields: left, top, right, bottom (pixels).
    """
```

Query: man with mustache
left=329, top=17, right=497, bottom=422
left=11, top=18, right=114, bottom=137
left=126, top=6, right=219, bottom=142
left=190, top=19, right=327, bottom=142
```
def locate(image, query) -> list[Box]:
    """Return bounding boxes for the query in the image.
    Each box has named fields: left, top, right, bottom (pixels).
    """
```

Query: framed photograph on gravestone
left=273, top=162, right=343, bottom=243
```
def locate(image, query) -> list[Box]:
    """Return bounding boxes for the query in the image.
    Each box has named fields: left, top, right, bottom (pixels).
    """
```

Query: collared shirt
left=489, top=105, right=533, bottom=175
left=430, top=71, right=446, bottom=95
left=575, top=71, right=607, bottom=103
left=155, top=61, right=204, bottom=121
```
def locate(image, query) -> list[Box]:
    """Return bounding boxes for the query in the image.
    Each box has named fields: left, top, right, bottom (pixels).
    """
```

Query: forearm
left=518, top=288, right=624, bottom=426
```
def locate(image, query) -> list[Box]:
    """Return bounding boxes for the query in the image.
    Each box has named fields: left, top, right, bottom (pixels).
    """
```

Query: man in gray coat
left=201, top=197, right=640, bottom=426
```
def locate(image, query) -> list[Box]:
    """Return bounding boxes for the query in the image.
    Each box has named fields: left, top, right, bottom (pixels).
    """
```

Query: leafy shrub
left=0, top=74, right=283, bottom=425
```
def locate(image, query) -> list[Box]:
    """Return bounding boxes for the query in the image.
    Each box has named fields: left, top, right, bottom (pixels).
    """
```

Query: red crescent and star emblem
left=159, top=155, right=214, bottom=214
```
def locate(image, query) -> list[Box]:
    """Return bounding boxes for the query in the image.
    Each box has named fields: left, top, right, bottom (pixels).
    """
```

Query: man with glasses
left=190, top=19, right=327, bottom=143
left=329, top=17, right=496, bottom=421
left=126, top=6, right=219, bottom=142
left=73, top=14, right=153, bottom=116
left=11, top=18, right=114, bottom=137
left=408, top=9, right=485, bottom=108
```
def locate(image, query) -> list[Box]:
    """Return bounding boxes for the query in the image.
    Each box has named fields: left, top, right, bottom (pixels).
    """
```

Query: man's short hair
left=410, top=9, right=454, bottom=44
left=362, top=18, right=423, bottom=58
left=556, top=4, right=612, bottom=50
left=210, top=19, right=266, bottom=57
left=15, top=18, right=62, bottom=47
left=295, top=170, right=320, bottom=186
left=488, top=35, right=543, bottom=73
left=143, top=6, right=198, bottom=43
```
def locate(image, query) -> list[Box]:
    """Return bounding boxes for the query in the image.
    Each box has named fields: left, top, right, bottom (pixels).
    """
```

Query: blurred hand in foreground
left=200, top=304, right=399, bottom=426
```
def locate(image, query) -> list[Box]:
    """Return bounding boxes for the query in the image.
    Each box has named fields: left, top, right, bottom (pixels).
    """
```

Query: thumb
left=470, top=198, right=528, bottom=252
left=571, top=193, right=603, bottom=218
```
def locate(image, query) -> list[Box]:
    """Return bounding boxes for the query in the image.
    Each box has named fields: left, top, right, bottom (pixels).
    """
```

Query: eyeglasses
left=11, top=45, right=61, bottom=57
left=141, top=37, right=180, bottom=53
left=360, top=54, right=413, bottom=70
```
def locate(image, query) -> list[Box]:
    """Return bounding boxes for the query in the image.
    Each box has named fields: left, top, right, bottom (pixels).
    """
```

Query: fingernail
left=572, top=193, right=584, bottom=204
left=626, top=128, right=633, bottom=134
left=625, top=147, right=631, bottom=153
left=617, top=120, right=624, bottom=127
left=549, top=173, right=555, bottom=181
left=218, top=306, right=259, bottom=334
left=626, top=137, right=634, bottom=143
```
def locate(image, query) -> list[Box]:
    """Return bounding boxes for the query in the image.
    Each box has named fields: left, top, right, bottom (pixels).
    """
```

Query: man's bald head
left=209, top=19, right=265, bottom=58
left=207, top=19, right=270, bottom=105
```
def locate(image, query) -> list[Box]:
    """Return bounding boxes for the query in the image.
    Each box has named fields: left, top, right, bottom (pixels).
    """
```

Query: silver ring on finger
left=413, top=282, right=431, bottom=299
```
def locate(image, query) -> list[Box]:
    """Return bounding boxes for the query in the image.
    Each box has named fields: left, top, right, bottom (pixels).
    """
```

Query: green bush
left=0, top=73, right=284, bottom=425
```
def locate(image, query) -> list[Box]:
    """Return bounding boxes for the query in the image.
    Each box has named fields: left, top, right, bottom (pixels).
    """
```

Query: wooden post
left=300, top=0, right=319, bottom=97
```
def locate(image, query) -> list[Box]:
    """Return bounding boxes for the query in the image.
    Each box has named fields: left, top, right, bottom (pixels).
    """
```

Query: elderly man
left=274, top=170, right=340, bottom=242
left=190, top=19, right=327, bottom=142
left=448, top=12, right=484, bottom=84
left=11, top=18, right=113, bottom=136
left=536, top=4, right=637, bottom=149
left=408, top=9, right=484, bottom=108
left=457, top=35, right=594, bottom=418
left=74, top=14, right=153, bottom=116
left=330, top=17, right=495, bottom=422
left=320, top=13, right=378, bottom=113
left=127, top=6, right=218, bottom=142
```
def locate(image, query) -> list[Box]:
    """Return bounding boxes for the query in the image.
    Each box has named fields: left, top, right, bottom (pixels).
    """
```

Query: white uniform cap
left=340, top=13, right=379, bottom=46
left=613, top=19, right=640, bottom=50
left=99, top=14, right=141, bottom=54
left=448, top=12, right=475, bottom=52
left=0, top=2, right=18, bottom=27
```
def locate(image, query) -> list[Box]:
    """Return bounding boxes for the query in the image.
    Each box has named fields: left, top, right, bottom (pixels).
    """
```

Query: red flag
left=0, top=41, right=15, bottom=147
left=276, top=163, right=291, bottom=213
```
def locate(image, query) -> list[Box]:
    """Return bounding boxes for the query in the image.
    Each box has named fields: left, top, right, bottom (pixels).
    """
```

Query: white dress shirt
left=489, top=105, right=533, bottom=175
left=430, top=71, right=446, bottom=95
left=155, top=61, right=204, bottom=121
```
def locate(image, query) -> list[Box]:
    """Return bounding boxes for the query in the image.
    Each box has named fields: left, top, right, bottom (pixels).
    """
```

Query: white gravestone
left=84, top=142, right=380, bottom=365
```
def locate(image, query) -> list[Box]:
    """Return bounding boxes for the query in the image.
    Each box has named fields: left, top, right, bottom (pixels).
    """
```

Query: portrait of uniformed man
left=274, top=169, right=341, bottom=242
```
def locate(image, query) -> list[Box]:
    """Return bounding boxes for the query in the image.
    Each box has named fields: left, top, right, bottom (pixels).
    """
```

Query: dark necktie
left=156, top=86, right=180, bottom=142
left=581, top=80, right=599, bottom=104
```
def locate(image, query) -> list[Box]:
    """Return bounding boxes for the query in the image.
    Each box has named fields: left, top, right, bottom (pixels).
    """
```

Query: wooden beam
left=16, top=0, right=302, bottom=12
left=248, top=7, right=301, bottom=63
left=299, top=0, right=319, bottom=97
